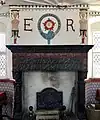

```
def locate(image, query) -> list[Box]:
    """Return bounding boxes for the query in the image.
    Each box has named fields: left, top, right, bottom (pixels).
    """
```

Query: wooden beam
left=42, top=0, right=56, bottom=5
left=53, top=0, right=59, bottom=4
left=24, top=0, right=49, bottom=5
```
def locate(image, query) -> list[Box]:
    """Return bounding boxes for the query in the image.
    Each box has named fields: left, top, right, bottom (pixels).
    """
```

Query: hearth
left=6, top=45, right=93, bottom=120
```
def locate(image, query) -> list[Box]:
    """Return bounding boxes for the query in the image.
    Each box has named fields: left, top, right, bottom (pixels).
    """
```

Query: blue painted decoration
left=38, top=13, right=61, bottom=45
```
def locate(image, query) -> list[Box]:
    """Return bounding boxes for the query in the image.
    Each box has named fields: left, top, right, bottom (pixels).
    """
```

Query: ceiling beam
left=42, top=0, right=56, bottom=5
left=56, top=0, right=64, bottom=5
left=53, top=0, right=59, bottom=4
left=24, top=0, right=49, bottom=5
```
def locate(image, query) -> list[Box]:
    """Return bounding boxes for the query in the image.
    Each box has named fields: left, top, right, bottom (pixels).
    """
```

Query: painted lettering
left=24, top=18, right=33, bottom=31
left=66, top=19, right=75, bottom=32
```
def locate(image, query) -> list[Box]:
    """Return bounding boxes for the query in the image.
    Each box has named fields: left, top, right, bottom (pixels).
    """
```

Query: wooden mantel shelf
left=6, top=45, right=93, bottom=53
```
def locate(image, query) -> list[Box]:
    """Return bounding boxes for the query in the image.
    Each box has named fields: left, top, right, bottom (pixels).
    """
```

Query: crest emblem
left=38, top=13, right=61, bottom=44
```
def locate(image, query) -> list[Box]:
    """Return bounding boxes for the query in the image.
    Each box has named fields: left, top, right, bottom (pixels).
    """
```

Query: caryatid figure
left=79, top=9, right=88, bottom=44
left=11, top=10, right=20, bottom=44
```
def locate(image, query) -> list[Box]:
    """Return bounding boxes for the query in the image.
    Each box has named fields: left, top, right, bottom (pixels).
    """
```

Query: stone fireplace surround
left=6, top=45, right=93, bottom=120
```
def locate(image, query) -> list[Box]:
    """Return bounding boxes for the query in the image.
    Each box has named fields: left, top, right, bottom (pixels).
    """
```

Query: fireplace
left=23, top=71, right=76, bottom=112
left=6, top=45, right=93, bottom=120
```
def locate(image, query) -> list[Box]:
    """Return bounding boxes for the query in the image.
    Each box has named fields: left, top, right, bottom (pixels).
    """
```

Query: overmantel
left=6, top=45, right=93, bottom=53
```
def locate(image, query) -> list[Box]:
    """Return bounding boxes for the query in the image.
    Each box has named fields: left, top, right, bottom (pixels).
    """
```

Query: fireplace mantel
left=6, top=45, right=93, bottom=53
left=6, top=45, right=93, bottom=120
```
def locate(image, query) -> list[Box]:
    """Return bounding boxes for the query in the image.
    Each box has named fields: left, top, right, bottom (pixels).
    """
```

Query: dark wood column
left=12, top=71, right=22, bottom=120
left=77, top=71, right=87, bottom=119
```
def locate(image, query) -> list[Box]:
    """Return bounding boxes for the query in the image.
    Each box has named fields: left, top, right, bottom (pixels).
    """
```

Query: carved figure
left=79, top=10, right=88, bottom=44
left=11, top=11, right=20, bottom=44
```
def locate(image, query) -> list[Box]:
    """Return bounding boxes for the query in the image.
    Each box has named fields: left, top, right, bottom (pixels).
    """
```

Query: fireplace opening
left=22, top=71, right=77, bottom=113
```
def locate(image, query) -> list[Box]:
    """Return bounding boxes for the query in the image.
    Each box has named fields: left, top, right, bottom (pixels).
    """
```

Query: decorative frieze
left=0, top=10, right=100, bottom=18
left=89, top=11, right=100, bottom=16
left=0, top=5, right=100, bottom=19
left=1, top=10, right=100, bottom=18
left=0, top=11, right=10, bottom=17
left=9, top=4, right=89, bottom=11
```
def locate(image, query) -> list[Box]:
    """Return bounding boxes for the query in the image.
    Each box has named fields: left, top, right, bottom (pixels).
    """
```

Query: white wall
left=7, top=9, right=82, bottom=45
left=0, top=7, right=13, bottom=78
left=87, top=16, right=100, bottom=78
left=23, top=72, right=76, bottom=111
